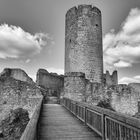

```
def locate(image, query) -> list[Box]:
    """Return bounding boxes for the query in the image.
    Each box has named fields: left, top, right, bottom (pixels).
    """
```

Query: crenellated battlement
left=103, top=70, right=118, bottom=86
left=66, top=5, right=101, bottom=19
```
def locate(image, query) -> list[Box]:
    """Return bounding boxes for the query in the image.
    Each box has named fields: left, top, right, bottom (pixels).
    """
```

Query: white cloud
left=103, top=8, right=140, bottom=68
left=0, top=24, right=52, bottom=59
left=114, top=60, right=132, bottom=67
left=134, top=75, right=140, bottom=79
left=119, top=75, right=140, bottom=84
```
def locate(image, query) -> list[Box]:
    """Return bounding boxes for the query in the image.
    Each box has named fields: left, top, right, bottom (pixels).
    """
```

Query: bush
left=97, top=99, right=115, bottom=111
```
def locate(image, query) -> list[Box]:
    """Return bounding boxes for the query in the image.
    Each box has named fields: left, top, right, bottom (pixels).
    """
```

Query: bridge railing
left=62, top=97, right=140, bottom=140
left=20, top=97, right=43, bottom=140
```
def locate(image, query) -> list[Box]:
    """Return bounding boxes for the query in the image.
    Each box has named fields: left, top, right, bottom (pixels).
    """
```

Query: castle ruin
left=64, top=5, right=118, bottom=101
left=35, top=4, right=118, bottom=103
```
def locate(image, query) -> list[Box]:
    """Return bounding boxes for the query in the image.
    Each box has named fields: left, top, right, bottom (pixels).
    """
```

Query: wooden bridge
left=20, top=97, right=140, bottom=140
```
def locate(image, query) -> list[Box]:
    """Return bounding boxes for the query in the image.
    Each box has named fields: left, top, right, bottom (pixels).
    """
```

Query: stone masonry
left=64, top=72, right=86, bottom=101
left=65, top=5, right=103, bottom=83
left=36, top=69, right=64, bottom=97
left=103, top=70, right=118, bottom=86
left=64, top=5, right=104, bottom=101
left=0, top=68, right=34, bottom=84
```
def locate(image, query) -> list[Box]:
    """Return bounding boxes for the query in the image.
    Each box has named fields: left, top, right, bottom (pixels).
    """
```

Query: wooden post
left=102, top=114, right=106, bottom=140
left=76, top=103, right=78, bottom=116
left=138, top=101, right=140, bottom=113
left=84, top=107, right=87, bottom=125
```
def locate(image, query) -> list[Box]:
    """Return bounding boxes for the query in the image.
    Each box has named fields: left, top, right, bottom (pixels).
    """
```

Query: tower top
left=66, top=4, right=101, bottom=17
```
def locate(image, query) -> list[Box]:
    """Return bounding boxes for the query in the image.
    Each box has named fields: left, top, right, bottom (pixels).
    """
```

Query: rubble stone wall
left=0, top=68, right=34, bottom=84
left=36, top=69, right=64, bottom=97
left=64, top=72, right=86, bottom=101
left=103, top=70, right=118, bottom=86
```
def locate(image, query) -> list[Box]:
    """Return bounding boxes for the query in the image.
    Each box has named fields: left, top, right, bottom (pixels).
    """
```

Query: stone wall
left=110, top=84, right=140, bottom=116
left=64, top=72, right=86, bottom=101
left=86, top=82, right=104, bottom=104
left=85, top=82, right=140, bottom=116
left=103, top=70, right=118, bottom=86
left=65, top=5, right=103, bottom=83
left=129, top=83, right=140, bottom=93
left=64, top=72, right=105, bottom=102
left=86, top=82, right=140, bottom=116
left=36, top=69, right=64, bottom=97
left=0, top=76, right=42, bottom=121
left=0, top=68, right=34, bottom=84
left=0, top=73, right=42, bottom=140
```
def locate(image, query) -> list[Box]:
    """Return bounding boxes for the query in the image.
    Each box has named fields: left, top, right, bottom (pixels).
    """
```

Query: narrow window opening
left=95, top=24, right=98, bottom=27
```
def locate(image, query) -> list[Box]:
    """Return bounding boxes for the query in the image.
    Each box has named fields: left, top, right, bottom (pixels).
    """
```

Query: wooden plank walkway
left=38, top=104, right=102, bottom=140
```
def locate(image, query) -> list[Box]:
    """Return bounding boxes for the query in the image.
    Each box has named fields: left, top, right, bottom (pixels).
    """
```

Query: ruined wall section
left=112, top=71, right=118, bottom=85
left=103, top=70, right=118, bottom=86
left=109, top=84, right=140, bottom=115
left=65, top=5, right=103, bottom=83
left=129, top=83, right=140, bottom=93
left=0, top=68, right=34, bottom=84
left=64, top=71, right=105, bottom=102
left=64, top=72, right=86, bottom=101
left=36, top=69, right=64, bottom=97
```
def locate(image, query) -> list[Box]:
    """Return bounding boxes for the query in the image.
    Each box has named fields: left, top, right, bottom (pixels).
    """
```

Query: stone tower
left=65, top=5, right=103, bottom=83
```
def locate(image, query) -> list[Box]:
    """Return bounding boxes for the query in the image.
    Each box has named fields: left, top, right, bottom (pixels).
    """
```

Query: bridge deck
left=38, top=104, right=102, bottom=140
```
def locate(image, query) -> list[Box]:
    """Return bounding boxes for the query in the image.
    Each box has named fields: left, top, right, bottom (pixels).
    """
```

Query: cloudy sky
left=0, top=0, right=140, bottom=84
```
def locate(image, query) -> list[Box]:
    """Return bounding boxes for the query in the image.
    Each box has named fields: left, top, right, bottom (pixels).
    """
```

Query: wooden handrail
left=62, top=97, right=140, bottom=140
left=20, top=97, right=43, bottom=140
